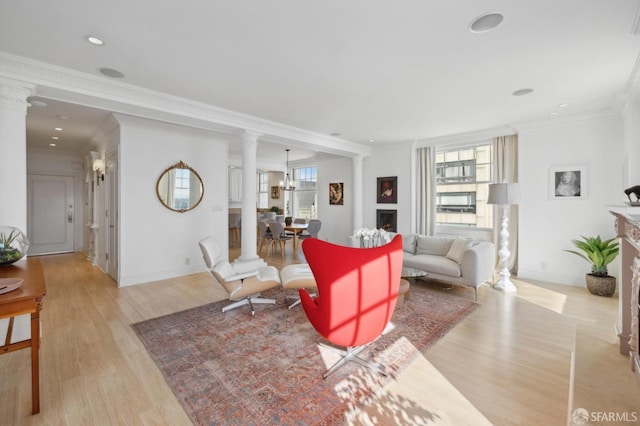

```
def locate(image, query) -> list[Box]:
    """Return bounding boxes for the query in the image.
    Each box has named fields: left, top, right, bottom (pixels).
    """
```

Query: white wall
left=316, top=156, right=354, bottom=244
left=359, top=114, right=625, bottom=288
left=363, top=144, right=413, bottom=234
left=518, top=114, right=624, bottom=286
left=116, top=115, right=229, bottom=287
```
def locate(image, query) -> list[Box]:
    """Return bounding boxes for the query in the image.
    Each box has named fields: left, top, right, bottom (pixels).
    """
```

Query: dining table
left=283, top=223, right=309, bottom=254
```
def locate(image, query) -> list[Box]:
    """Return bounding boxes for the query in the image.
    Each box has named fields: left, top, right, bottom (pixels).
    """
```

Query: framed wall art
left=549, top=166, right=586, bottom=200
left=329, top=182, right=344, bottom=205
left=271, top=186, right=280, bottom=199
left=377, top=176, right=397, bottom=204
left=376, top=209, right=397, bottom=232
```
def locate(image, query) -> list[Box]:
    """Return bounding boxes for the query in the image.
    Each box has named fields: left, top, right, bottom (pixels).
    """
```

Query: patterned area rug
left=131, top=285, right=478, bottom=425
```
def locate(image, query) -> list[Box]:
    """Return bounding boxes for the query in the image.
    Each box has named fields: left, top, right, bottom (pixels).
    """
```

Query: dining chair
left=257, top=221, right=272, bottom=256
left=298, top=219, right=321, bottom=241
left=269, top=221, right=292, bottom=261
left=228, top=213, right=242, bottom=247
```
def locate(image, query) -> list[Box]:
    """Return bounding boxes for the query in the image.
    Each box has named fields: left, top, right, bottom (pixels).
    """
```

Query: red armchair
left=299, top=234, right=403, bottom=378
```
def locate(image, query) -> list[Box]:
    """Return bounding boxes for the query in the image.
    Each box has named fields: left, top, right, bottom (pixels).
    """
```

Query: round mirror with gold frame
left=156, top=161, right=204, bottom=213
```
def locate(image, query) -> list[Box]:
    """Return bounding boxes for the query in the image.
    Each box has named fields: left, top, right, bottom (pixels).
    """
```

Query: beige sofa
left=400, top=233, right=494, bottom=300
left=348, top=233, right=495, bottom=300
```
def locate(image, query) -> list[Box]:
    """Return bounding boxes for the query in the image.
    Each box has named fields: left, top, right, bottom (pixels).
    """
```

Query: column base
left=494, top=279, right=517, bottom=292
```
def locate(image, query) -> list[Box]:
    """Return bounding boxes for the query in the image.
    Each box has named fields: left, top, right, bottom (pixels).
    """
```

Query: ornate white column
left=0, top=79, right=34, bottom=232
left=234, top=130, right=266, bottom=271
left=352, top=155, right=365, bottom=231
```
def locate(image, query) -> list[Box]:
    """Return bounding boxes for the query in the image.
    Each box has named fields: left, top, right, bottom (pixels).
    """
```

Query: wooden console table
left=0, top=258, right=46, bottom=414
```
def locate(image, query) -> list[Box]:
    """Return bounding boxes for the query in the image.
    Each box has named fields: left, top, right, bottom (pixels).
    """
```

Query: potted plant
left=565, top=235, right=619, bottom=296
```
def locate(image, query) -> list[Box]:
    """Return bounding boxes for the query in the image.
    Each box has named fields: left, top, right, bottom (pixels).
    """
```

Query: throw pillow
left=402, top=233, right=417, bottom=254
left=446, top=238, right=472, bottom=264
left=416, top=236, right=454, bottom=256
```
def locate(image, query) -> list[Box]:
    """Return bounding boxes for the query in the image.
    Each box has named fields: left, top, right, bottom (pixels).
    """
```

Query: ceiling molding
left=415, top=125, right=516, bottom=148
left=511, top=109, right=620, bottom=133
left=0, top=52, right=371, bottom=158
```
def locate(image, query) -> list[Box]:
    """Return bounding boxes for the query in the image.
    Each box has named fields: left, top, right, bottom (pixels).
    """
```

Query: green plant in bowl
left=0, top=226, right=29, bottom=266
left=565, top=235, right=619, bottom=277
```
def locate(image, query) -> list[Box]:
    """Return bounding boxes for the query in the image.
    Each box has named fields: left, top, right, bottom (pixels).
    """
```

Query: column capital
left=352, top=154, right=367, bottom=166
left=0, top=79, right=35, bottom=113
left=240, top=129, right=263, bottom=145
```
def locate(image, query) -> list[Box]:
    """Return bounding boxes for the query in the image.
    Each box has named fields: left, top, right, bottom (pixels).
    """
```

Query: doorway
left=27, top=174, right=75, bottom=255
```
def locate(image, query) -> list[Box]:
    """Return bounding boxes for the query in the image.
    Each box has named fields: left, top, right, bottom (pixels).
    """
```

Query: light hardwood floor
left=1, top=244, right=638, bottom=425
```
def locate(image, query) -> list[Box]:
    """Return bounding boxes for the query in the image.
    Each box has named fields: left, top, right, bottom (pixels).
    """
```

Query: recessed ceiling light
left=369, top=139, right=375, bottom=143
left=49, top=143, right=57, bottom=147
left=559, top=103, right=569, bottom=108
left=99, top=68, right=125, bottom=78
left=57, top=115, right=68, bottom=120
left=85, top=35, right=105, bottom=46
left=51, top=136, right=59, bottom=140
left=512, top=88, right=534, bottom=96
left=549, top=111, right=558, bottom=116
left=54, top=127, right=63, bottom=131
left=469, top=12, right=504, bottom=33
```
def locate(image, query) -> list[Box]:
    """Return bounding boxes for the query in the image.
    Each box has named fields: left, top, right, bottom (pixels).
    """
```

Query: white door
left=27, top=175, right=75, bottom=255
left=106, top=150, right=119, bottom=283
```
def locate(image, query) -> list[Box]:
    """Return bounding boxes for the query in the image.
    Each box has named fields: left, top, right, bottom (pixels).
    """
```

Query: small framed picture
left=329, top=182, right=343, bottom=205
left=377, top=176, right=397, bottom=204
left=549, top=166, right=586, bottom=200
left=271, top=186, right=280, bottom=199
left=376, top=209, right=397, bottom=232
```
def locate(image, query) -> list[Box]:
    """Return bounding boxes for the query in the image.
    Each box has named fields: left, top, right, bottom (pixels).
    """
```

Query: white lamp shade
left=487, top=182, right=521, bottom=205
left=92, top=158, right=105, bottom=172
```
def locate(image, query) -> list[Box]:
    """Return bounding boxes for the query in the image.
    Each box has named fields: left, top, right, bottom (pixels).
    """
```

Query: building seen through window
left=436, top=144, right=493, bottom=228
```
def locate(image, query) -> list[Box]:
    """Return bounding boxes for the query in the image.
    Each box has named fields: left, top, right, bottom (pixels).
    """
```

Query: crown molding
left=511, top=109, right=621, bottom=133
left=415, top=125, right=516, bottom=148
left=0, top=52, right=371, bottom=158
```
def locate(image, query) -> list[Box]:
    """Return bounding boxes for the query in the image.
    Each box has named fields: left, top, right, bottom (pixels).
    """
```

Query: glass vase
left=0, top=226, right=29, bottom=266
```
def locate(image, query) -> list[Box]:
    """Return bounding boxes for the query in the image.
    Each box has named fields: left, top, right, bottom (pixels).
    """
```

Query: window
left=258, top=172, right=269, bottom=209
left=437, top=191, right=477, bottom=213
left=173, top=168, right=190, bottom=210
left=435, top=144, right=493, bottom=228
left=292, top=166, right=317, bottom=218
left=437, top=159, right=476, bottom=183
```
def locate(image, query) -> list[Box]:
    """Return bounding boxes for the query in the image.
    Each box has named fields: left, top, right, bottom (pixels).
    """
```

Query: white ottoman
left=280, top=264, right=317, bottom=310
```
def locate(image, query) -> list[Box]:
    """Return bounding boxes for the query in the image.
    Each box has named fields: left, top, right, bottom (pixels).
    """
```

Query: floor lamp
left=487, top=182, right=521, bottom=292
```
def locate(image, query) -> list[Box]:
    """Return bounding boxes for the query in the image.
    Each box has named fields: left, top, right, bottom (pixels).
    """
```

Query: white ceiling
left=2, top=0, right=639, bottom=159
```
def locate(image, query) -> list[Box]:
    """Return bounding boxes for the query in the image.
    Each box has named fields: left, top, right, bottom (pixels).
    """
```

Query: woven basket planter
left=585, top=274, right=616, bottom=297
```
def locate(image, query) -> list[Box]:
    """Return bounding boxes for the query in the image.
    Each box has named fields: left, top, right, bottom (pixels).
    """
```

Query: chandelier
left=279, top=149, right=295, bottom=191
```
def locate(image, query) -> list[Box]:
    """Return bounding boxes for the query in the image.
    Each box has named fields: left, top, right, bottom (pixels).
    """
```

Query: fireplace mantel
left=609, top=206, right=640, bottom=383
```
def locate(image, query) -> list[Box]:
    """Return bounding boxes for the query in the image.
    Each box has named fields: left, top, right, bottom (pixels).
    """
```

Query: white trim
left=414, top=126, right=516, bottom=149
left=0, top=52, right=371, bottom=158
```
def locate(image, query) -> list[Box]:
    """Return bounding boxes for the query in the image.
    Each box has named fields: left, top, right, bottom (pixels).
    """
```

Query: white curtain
left=417, top=146, right=436, bottom=236
left=493, top=134, right=519, bottom=274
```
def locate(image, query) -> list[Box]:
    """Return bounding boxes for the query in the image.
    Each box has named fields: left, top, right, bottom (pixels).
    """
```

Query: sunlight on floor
left=345, top=342, right=492, bottom=425
left=511, top=278, right=568, bottom=314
